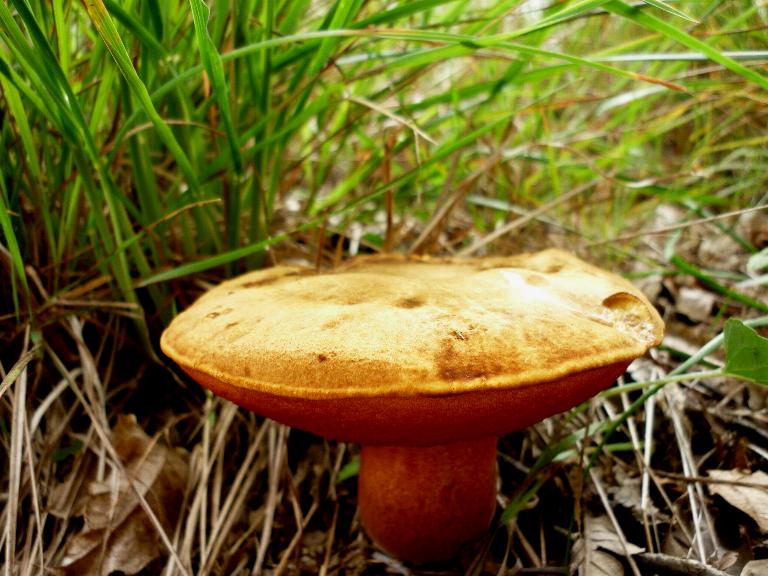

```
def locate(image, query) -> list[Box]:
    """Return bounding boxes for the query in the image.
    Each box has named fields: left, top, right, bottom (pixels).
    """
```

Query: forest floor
left=3, top=206, right=768, bottom=576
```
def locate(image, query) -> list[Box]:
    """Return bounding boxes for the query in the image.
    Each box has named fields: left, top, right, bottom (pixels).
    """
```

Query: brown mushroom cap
left=161, top=249, right=663, bottom=445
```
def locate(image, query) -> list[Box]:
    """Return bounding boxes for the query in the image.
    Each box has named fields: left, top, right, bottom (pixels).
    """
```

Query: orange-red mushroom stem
left=358, top=437, right=498, bottom=563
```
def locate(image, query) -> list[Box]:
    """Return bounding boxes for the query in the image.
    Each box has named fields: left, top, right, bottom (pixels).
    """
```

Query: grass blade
left=641, top=0, right=698, bottom=24
left=0, top=170, right=31, bottom=317
left=81, top=0, right=202, bottom=193
left=188, top=0, right=242, bottom=173
left=606, top=0, right=768, bottom=91
left=138, top=226, right=310, bottom=286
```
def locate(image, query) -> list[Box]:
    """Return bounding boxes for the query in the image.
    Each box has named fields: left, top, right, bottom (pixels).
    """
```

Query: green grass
left=2, top=0, right=766, bottom=329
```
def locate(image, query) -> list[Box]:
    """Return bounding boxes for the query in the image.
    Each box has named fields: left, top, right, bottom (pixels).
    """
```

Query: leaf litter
left=708, top=470, right=768, bottom=534
left=56, top=415, right=188, bottom=576
left=2, top=198, right=767, bottom=576
left=570, top=515, right=644, bottom=576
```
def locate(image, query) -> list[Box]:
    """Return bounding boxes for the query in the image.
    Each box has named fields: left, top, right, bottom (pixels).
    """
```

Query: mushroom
left=160, top=249, right=664, bottom=563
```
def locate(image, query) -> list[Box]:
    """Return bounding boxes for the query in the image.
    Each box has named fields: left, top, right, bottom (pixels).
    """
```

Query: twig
left=643, top=465, right=696, bottom=552
left=667, top=385, right=707, bottom=561
left=22, top=399, right=44, bottom=576
left=654, top=470, right=768, bottom=489
left=318, top=502, right=339, bottom=576
left=30, top=371, right=77, bottom=434
left=409, top=150, right=501, bottom=254
left=201, top=412, right=266, bottom=574
left=513, top=522, right=542, bottom=567
left=199, top=395, right=213, bottom=561
left=407, top=155, right=462, bottom=254
left=641, top=378, right=658, bottom=552
left=347, top=95, right=436, bottom=144
left=492, top=524, right=514, bottom=576
left=0, top=344, right=39, bottom=403
left=591, top=204, right=768, bottom=244
left=326, top=443, right=346, bottom=500
left=200, top=437, right=264, bottom=574
left=5, top=327, right=31, bottom=576
left=634, top=553, right=730, bottom=576
left=666, top=385, right=721, bottom=561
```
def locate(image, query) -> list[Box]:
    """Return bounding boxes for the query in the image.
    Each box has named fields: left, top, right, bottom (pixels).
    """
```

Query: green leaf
left=52, top=440, right=84, bottom=463
left=0, top=158, right=32, bottom=317
left=337, top=458, right=359, bottom=483
left=724, top=319, right=768, bottom=385
left=102, top=0, right=169, bottom=58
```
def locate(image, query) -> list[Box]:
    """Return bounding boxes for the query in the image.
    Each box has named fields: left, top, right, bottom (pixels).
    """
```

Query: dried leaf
left=48, top=451, right=95, bottom=519
left=588, top=515, right=644, bottom=556
left=742, top=559, right=768, bottom=576
left=676, top=286, right=715, bottom=323
left=709, top=470, right=768, bottom=532
left=581, top=550, right=623, bottom=576
left=58, top=415, right=188, bottom=575
left=571, top=516, right=644, bottom=576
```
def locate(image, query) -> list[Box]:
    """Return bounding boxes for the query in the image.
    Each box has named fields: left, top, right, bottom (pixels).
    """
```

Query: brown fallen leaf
left=576, top=549, right=623, bottom=576
left=742, top=559, right=768, bottom=576
left=708, top=470, right=768, bottom=533
left=676, top=286, right=716, bottom=323
left=58, top=415, right=188, bottom=576
left=571, top=515, right=644, bottom=576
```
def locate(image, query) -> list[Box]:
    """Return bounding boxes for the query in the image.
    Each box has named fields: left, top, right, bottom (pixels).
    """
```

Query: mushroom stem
left=358, top=437, right=498, bottom=563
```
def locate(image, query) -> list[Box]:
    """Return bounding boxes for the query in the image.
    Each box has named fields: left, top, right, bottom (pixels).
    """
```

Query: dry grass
left=2, top=208, right=767, bottom=575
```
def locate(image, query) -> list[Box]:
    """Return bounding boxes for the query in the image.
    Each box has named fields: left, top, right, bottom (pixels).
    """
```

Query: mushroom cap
left=161, top=249, right=663, bottom=445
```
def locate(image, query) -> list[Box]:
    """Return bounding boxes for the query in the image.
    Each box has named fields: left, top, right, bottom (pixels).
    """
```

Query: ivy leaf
left=724, top=319, right=768, bottom=385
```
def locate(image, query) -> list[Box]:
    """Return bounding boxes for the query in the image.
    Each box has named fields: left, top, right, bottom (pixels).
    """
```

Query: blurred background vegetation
left=2, top=0, right=765, bottom=333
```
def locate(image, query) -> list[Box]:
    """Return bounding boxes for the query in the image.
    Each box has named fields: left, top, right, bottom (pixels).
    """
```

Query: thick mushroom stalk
left=358, top=438, right=497, bottom=563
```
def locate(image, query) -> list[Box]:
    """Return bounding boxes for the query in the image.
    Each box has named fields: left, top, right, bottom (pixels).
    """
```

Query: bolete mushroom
left=160, top=249, right=663, bottom=563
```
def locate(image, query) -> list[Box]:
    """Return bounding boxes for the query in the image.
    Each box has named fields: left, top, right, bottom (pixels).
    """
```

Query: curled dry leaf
left=58, top=415, right=188, bottom=576
left=571, top=515, right=644, bottom=576
left=606, top=469, right=662, bottom=521
left=742, top=559, right=768, bottom=576
left=709, top=470, right=768, bottom=533
left=581, top=551, right=623, bottom=576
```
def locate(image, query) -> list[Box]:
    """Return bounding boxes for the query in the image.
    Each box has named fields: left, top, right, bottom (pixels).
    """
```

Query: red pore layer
left=183, top=361, right=630, bottom=445
left=359, top=438, right=498, bottom=563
